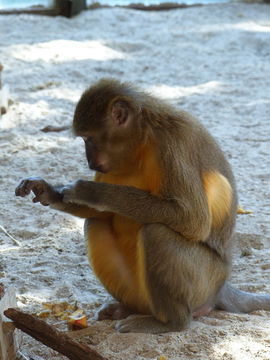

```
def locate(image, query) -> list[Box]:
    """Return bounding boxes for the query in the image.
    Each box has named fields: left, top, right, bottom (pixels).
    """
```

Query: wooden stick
left=41, top=125, right=70, bottom=133
left=4, top=308, right=108, bottom=360
left=0, top=226, right=21, bottom=247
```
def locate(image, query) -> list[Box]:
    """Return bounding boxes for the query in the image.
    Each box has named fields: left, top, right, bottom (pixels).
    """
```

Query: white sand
left=0, top=2, right=270, bottom=359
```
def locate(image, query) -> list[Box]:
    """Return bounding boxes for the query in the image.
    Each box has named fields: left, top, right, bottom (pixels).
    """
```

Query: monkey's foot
left=115, top=315, right=188, bottom=334
left=192, top=303, right=213, bottom=318
left=96, top=302, right=134, bottom=321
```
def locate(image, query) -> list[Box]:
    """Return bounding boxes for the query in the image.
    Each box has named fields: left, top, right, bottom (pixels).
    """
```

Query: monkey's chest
left=111, top=214, right=141, bottom=262
left=87, top=214, right=140, bottom=274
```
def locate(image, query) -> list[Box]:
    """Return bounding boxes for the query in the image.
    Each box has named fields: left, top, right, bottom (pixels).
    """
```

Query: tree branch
left=4, top=308, right=108, bottom=360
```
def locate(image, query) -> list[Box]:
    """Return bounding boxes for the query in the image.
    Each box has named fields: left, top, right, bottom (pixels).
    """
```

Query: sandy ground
left=0, top=2, right=270, bottom=359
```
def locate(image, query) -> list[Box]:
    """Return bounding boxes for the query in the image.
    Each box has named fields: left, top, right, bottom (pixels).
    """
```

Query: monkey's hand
left=15, top=177, right=62, bottom=206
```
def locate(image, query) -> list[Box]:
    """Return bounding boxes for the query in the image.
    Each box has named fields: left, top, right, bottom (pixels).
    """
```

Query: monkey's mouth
left=89, top=164, right=108, bottom=173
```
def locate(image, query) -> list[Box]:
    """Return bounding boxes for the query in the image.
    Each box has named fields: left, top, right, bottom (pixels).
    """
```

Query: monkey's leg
left=84, top=219, right=148, bottom=319
left=116, top=223, right=228, bottom=333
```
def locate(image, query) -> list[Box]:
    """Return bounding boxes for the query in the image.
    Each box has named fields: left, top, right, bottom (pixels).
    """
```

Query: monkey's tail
left=215, top=282, right=270, bottom=313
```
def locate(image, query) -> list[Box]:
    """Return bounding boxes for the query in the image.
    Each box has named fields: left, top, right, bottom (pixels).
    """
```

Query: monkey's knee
left=140, top=224, right=191, bottom=325
left=141, top=223, right=226, bottom=317
left=142, top=223, right=179, bottom=252
left=142, top=223, right=176, bottom=238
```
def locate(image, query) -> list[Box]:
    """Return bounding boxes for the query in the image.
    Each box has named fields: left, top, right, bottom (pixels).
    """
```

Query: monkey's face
left=81, top=130, right=139, bottom=174
left=82, top=135, right=109, bottom=173
left=78, top=100, right=143, bottom=175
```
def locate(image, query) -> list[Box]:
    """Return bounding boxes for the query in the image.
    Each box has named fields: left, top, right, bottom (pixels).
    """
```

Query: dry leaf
left=38, top=301, right=78, bottom=320
left=36, top=310, right=51, bottom=319
left=237, top=206, right=253, bottom=215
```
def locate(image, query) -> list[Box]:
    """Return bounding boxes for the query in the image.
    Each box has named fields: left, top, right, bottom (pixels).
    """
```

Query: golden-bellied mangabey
left=15, top=79, right=270, bottom=333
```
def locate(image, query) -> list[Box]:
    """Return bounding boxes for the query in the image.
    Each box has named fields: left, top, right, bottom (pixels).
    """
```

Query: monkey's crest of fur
left=72, top=78, right=188, bottom=136
left=73, top=78, right=143, bottom=134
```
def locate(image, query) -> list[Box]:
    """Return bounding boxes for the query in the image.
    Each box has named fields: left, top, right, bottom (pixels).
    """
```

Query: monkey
left=15, top=78, right=270, bottom=333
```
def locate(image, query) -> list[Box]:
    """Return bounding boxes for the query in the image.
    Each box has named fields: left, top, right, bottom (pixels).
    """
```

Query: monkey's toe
left=96, top=302, right=133, bottom=321
left=115, top=315, right=148, bottom=333
left=115, top=315, right=176, bottom=334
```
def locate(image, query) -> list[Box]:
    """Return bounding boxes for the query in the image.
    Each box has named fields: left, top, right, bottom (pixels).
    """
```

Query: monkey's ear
left=111, top=101, right=129, bottom=126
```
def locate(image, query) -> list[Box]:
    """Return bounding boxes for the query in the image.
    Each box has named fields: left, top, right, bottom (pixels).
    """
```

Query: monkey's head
left=73, top=79, right=145, bottom=174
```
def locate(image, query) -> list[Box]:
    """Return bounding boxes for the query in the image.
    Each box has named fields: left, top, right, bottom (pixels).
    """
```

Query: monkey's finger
left=41, top=202, right=50, bottom=206
left=32, top=196, right=49, bottom=206
left=15, top=180, right=32, bottom=197
left=32, top=196, right=40, bottom=203
left=15, top=183, right=26, bottom=196
left=15, top=186, right=22, bottom=196
left=24, top=180, right=36, bottom=194
left=31, top=185, right=44, bottom=197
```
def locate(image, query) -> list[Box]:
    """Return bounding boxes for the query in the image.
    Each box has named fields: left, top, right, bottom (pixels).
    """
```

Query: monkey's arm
left=51, top=201, right=111, bottom=219
left=15, top=177, right=110, bottom=219
left=62, top=179, right=210, bottom=241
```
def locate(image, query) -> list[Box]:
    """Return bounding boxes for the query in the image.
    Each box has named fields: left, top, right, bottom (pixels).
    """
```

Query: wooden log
left=0, top=288, right=19, bottom=360
left=4, top=308, right=108, bottom=360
